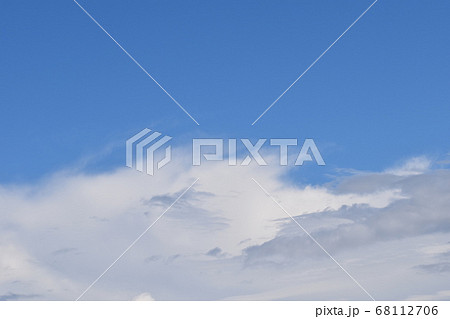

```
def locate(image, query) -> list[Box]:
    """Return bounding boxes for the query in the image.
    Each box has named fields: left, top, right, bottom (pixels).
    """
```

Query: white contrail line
left=76, top=178, right=200, bottom=301
left=252, top=0, right=379, bottom=125
left=251, top=178, right=376, bottom=301
left=73, top=0, right=200, bottom=125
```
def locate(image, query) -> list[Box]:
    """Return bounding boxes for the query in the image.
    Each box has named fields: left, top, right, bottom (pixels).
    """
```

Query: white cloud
left=385, top=156, right=431, bottom=176
left=132, top=292, right=155, bottom=301
left=0, top=240, right=80, bottom=300
left=0, top=153, right=448, bottom=300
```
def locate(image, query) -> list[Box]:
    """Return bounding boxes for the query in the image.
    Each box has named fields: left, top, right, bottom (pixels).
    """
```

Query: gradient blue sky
left=1, top=0, right=449, bottom=182
left=1, top=1, right=450, bottom=301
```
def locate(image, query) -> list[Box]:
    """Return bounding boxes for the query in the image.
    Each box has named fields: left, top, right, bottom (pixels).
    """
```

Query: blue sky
left=1, top=1, right=450, bottom=301
left=1, top=0, right=449, bottom=182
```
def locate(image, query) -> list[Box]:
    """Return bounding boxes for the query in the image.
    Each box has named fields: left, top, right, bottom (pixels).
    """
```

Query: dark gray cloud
left=144, top=190, right=229, bottom=230
left=206, top=247, right=223, bottom=257
left=0, top=292, right=39, bottom=301
left=145, top=190, right=215, bottom=207
left=415, top=262, right=450, bottom=274
left=144, top=255, right=162, bottom=263
left=52, top=248, right=77, bottom=256
left=245, top=171, right=450, bottom=266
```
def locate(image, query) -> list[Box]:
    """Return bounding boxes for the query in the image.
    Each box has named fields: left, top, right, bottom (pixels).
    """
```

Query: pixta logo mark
left=126, top=128, right=172, bottom=175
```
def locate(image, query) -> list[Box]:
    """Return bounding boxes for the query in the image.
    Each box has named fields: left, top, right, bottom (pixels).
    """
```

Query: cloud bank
left=0, top=155, right=449, bottom=300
